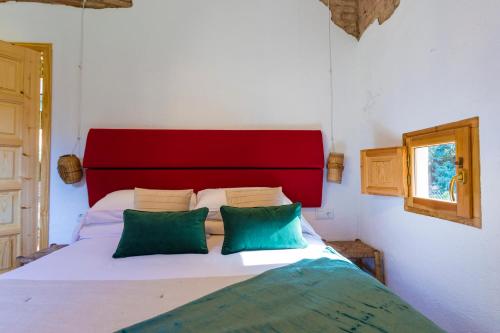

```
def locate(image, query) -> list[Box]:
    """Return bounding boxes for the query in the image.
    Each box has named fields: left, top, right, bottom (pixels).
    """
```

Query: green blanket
left=117, top=257, right=444, bottom=333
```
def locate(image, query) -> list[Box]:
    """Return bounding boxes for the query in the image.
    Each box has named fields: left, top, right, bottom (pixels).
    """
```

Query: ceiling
left=0, top=0, right=132, bottom=9
left=1, top=0, right=399, bottom=39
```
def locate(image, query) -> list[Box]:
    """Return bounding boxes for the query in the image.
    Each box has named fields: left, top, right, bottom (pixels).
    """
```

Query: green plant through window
left=428, top=143, right=456, bottom=200
left=414, top=143, right=457, bottom=201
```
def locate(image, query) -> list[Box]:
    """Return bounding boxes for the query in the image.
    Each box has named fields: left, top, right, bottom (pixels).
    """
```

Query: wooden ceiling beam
left=320, top=0, right=400, bottom=40
left=0, top=0, right=132, bottom=9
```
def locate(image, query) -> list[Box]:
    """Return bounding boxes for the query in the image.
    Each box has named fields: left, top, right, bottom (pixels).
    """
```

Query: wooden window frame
left=403, top=117, right=481, bottom=228
left=361, top=117, right=481, bottom=228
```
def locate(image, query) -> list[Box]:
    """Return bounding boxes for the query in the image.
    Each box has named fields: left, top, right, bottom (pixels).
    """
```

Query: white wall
left=0, top=0, right=360, bottom=243
left=355, top=1, right=500, bottom=332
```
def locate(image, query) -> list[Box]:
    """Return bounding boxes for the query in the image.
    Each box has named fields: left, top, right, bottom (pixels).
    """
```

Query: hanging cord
left=327, top=0, right=334, bottom=149
left=72, top=0, right=87, bottom=157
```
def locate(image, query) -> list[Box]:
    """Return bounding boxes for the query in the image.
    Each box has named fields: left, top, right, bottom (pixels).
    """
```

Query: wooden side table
left=325, top=239, right=385, bottom=284
left=16, top=244, right=68, bottom=266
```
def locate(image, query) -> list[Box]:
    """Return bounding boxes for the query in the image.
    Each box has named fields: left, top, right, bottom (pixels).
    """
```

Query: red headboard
left=83, top=129, right=324, bottom=207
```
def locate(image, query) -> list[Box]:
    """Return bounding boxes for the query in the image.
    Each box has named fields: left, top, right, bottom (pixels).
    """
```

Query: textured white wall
left=355, top=1, right=500, bottom=332
left=0, top=0, right=360, bottom=244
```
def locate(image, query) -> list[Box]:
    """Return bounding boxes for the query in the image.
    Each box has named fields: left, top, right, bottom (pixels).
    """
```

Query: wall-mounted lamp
left=57, top=154, right=83, bottom=184
left=327, top=152, right=344, bottom=183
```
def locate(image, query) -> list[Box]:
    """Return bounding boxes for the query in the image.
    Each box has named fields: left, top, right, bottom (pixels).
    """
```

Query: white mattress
left=1, top=223, right=340, bottom=281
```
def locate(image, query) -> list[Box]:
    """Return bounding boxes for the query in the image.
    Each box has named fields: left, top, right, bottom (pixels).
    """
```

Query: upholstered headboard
left=83, top=129, right=324, bottom=207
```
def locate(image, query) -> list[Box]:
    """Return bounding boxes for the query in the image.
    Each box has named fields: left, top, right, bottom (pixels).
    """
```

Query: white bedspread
left=0, top=222, right=345, bottom=333
left=0, top=276, right=251, bottom=333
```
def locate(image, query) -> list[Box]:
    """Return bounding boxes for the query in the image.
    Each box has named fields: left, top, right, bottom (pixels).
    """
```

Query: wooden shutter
left=360, top=146, right=407, bottom=197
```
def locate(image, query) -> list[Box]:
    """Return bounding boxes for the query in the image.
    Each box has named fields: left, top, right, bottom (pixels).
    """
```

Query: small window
left=360, top=117, right=481, bottom=228
left=413, top=143, right=456, bottom=201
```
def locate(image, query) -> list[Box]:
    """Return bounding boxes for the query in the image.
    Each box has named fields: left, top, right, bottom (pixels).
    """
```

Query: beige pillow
left=225, top=187, right=283, bottom=208
left=134, top=188, right=194, bottom=212
left=205, top=220, right=225, bottom=235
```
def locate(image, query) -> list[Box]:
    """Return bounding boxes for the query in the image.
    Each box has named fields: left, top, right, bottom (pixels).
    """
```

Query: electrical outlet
left=315, top=208, right=334, bottom=220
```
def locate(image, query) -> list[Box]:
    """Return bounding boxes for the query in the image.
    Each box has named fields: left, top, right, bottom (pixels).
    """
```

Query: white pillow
left=195, top=187, right=317, bottom=237
left=195, top=187, right=284, bottom=219
left=85, top=189, right=196, bottom=224
left=92, top=190, right=134, bottom=211
left=82, top=209, right=125, bottom=225
left=76, top=189, right=197, bottom=241
left=83, top=190, right=135, bottom=226
left=76, top=215, right=221, bottom=241
left=78, top=221, right=124, bottom=240
left=195, top=188, right=227, bottom=213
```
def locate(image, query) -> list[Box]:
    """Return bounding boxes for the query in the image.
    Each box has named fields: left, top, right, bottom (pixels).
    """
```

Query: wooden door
left=0, top=40, right=40, bottom=273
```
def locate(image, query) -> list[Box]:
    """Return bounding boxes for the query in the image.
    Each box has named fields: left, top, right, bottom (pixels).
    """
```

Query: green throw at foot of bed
left=117, top=257, right=444, bottom=333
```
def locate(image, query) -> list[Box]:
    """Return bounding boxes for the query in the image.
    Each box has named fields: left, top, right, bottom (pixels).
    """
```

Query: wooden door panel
left=0, top=192, right=21, bottom=261
left=0, top=98, right=23, bottom=145
left=0, top=40, right=39, bottom=272
left=0, top=147, right=20, bottom=180
left=0, top=55, right=23, bottom=96
left=0, top=237, right=14, bottom=271
left=0, top=235, right=18, bottom=272
left=0, top=147, right=22, bottom=203
left=0, top=191, right=20, bottom=226
left=0, top=193, right=14, bottom=226
left=0, top=41, right=24, bottom=97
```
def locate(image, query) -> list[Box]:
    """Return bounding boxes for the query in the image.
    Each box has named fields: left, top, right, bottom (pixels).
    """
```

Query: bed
left=1, top=230, right=336, bottom=332
left=0, top=129, right=443, bottom=333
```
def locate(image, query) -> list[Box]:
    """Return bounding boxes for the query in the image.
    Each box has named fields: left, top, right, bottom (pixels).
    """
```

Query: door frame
left=13, top=42, right=52, bottom=250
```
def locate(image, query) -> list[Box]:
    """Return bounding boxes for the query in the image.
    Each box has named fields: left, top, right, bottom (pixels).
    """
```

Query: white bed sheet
left=1, top=225, right=342, bottom=281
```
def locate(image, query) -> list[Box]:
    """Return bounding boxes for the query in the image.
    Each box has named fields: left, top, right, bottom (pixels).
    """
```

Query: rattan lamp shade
left=327, top=152, right=344, bottom=183
left=57, top=154, right=83, bottom=184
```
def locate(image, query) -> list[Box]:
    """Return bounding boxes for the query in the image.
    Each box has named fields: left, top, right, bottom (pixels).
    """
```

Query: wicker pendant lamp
left=57, top=0, right=86, bottom=184
left=57, top=155, right=83, bottom=184
left=325, top=0, right=344, bottom=184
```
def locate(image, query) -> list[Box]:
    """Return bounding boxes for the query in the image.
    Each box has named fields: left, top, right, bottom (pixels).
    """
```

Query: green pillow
left=113, top=208, right=209, bottom=258
left=220, top=203, right=308, bottom=255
